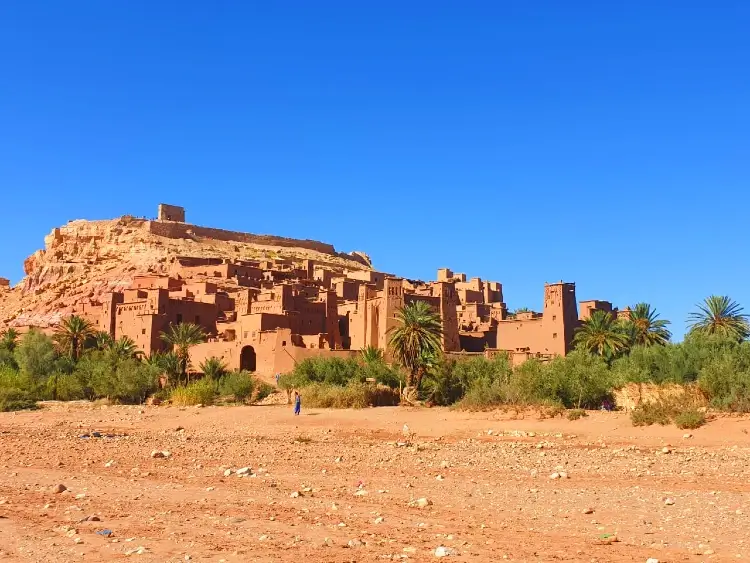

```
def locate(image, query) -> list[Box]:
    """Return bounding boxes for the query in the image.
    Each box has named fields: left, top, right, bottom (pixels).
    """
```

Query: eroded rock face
left=0, top=216, right=370, bottom=329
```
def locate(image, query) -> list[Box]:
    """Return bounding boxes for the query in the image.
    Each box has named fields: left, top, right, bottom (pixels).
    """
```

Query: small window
left=553, top=333, right=558, bottom=339
left=142, top=329, right=146, bottom=335
left=282, top=341, right=286, bottom=346
left=552, top=315, right=556, bottom=321
left=243, top=331, right=248, bottom=338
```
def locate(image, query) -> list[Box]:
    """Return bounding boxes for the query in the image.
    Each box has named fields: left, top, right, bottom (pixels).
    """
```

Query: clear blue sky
left=1, top=2, right=749, bottom=340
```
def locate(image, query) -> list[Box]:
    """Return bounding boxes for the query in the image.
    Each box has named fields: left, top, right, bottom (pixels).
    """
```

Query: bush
left=255, top=382, right=274, bottom=402
left=630, top=401, right=673, bottom=426
left=300, top=382, right=399, bottom=408
left=85, top=355, right=159, bottom=404
left=48, top=373, right=86, bottom=401
left=674, top=409, right=706, bottom=429
left=219, top=371, right=255, bottom=402
left=697, top=351, right=750, bottom=412
left=566, top=408, right=588, bottom=420
left=171, top=378, right=216, bottom=406
left=279, top=356, right=403, bottom=392
left=0, top=388, right=38, bottom=412
left=15, top=330, right=57, bottom=383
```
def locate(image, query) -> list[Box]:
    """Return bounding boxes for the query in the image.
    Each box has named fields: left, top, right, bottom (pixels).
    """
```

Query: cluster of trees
left=338, top=294, right=750, bottom=412
left=0, top=316, right=260, bottom=410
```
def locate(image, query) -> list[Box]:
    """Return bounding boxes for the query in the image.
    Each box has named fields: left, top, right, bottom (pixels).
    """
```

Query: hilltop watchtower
left=157, top=204, right=185, bottom=223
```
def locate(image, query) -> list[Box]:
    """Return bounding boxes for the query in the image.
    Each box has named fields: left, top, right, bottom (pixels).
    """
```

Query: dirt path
left=1, top=403, right=748, bottom=562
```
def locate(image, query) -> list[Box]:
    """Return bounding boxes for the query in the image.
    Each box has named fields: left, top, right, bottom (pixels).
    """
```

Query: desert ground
left=1, top=403, right=749, bottom=562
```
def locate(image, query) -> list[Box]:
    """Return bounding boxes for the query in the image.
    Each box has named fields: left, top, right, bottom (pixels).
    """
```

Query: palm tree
left=54, top=315, right=94, bottom=361
left=92, top=331, right=114, bottom=351
left=145, top=351, right=181, bottom=388
left=199, top=356, right=228, bottom=380
left=160, top=323, right=206, bottom=384
left=360, top=345, right=384, bottom=364
left=626, top=303, right=671, bottom=346
left=110, top=336, right=141, bottom=360
left=513, top=307, right=532, bottom=315
left=0, top=328, right=19, bottom=352
left=687, top=295, right=750, bottom=341
left=574, top=310, right=629, bottom=359
left=387, top=300, right=443, bottom=401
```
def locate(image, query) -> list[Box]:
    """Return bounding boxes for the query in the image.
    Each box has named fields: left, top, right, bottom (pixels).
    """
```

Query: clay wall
left=146, top=220, right=337, bottom=255
left=579, top=300, right=613, bottom=320
left=157, top=204, right=185, bottom=222
left=335, top=279, right=360, bottom=301
left=132, top=275, right=182, bottom=290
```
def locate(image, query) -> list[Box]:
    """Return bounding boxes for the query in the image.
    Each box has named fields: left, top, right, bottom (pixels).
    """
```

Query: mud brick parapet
left=146, top=220, right=337, bottom=255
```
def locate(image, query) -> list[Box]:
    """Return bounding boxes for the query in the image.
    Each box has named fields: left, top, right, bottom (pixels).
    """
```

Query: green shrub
left=697, top=352, right=750, bottom=412
left=0, top=388, right=38, bottom=412
left=219, top=371, right=255, bottom=402
left=171, top=378, right=216, bottom=406
left=300, top=382, right=399, bottom=408
left=630, top=402, right=672, bottom=426
left=674, top=409, right=706, bottom=429
left=255, top=382, right=274, bottom=402
left=279, top=356, right=403, bottom=392
left=15, top=330, right=57, bottom=382
left=46, top=373, right=86, bottom=401
left=86, top=356, right=159, bottom=404
left=566, top=408, right=588, bottom=420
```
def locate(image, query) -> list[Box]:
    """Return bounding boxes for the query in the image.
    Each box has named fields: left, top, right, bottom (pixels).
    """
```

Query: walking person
left=293, top=390, right=301, bottom=416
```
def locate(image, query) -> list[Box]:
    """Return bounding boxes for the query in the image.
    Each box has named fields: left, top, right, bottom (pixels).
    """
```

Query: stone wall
left=145, top=221, right=337, bottom=255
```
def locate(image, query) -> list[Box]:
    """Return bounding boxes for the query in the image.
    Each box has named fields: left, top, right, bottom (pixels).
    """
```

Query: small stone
left=347, top=539, right=363, bottom=548
left=664, top=498, right=675, bottom=506
left=549, top=472, right=560, bottom=480
left=354, top=490, right=368, bottom=496
left=436, top=475, right=445, bottom=481
left=703, top=549, right=714, bottom=555
left=104, top=460, right=115, bottom=468
left=435, top=546, right=457, bottom=557
left=236, top=467, right=251, bottom=475
left=682, top=433, right=692, bottom=439
left=258, top=535, right=268, bottom=541
left=51, top=484, right=67, bottom=494
left=646, top=558, right=660, bottom=563
left=528, top=432, right=535, bottom=437
left=224, top=469, right=232, bottom=477
left=374, top=517, right=384, bottom=524
left=290, top=491, right=300, bottom=498
left=661, top=447, right=671, bottom=454
left=150, top=450, right=165, bottom=459
left=73, top=537, right=83, bottom=544
left=582, top=508, right=594, bottom=514
left=558, top=471, right=568, bottom=479
left=409, top=497, right=433, bottom=508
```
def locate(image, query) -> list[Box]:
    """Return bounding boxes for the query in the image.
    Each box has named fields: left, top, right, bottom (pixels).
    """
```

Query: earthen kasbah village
left=0, top=204, right=633, bottom=376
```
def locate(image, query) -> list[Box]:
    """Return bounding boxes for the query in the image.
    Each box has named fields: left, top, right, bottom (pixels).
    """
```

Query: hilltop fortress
left=0, top=205, right=631, bottom=375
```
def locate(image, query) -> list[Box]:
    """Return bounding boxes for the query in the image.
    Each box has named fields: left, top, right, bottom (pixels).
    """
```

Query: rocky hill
left=0, top=215, right=371, bottom=328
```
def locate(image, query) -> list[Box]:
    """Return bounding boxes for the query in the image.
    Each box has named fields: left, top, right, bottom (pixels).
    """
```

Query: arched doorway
left=240, top=346, right=257, bottom=372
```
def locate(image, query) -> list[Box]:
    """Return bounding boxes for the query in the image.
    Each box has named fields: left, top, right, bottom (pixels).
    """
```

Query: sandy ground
left=1, top=402, right=749, bottom=562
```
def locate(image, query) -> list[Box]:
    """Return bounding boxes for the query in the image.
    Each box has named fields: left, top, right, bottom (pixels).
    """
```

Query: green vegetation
left=387, top=301, right=443, bottom=400
left=299, top=382, right=399, bottom=408
left=0, top=320, right=263, bottom=409
left=160, top=323, right=206, bottom=384
left=687, top=295, right=750, bottom=341
left=170, top=378, right=216, bottom=406
left=219, top=370, right=255, bottom=402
